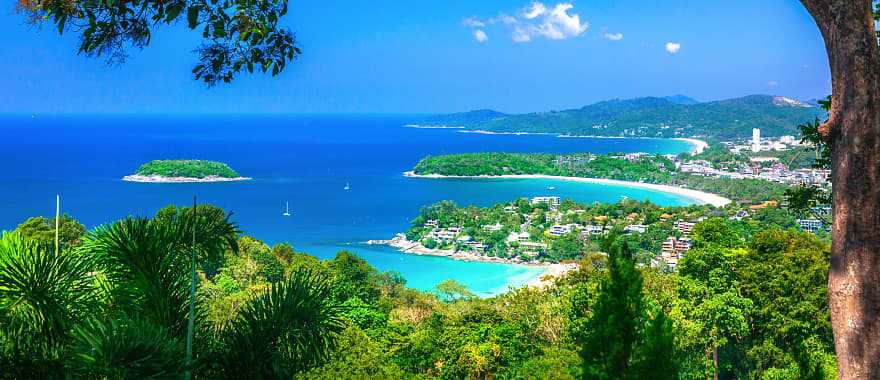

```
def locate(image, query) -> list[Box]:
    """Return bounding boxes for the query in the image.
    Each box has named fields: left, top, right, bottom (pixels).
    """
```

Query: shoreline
left=403, top=171, right=731, bottom=207
left=405, top=124, right=465, bottom=129
left=367, top=235, right=577, bottom=289
left=459, top=130, right=557, bottom=136
left=122, top=174, right=253, bottom=183
left=672, top=137, right=708, bottom=155
left=457, top=130, right=708, bottom=155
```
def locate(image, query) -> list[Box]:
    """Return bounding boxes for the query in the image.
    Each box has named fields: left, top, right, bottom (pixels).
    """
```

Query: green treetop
left=134, top=160, right=240, bottom=179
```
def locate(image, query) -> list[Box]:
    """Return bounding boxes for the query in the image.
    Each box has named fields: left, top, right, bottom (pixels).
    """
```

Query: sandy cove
left=122, top=175, right=253, bottom=183
left=368, top=235, right=578, bottom=290
left=672, top=138, right=709, bottom=155
left=403, top=172, right=731, bottom=207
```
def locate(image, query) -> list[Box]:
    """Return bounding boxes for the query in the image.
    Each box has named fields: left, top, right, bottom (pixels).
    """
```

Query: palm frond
left=81, top=207, right=239, bottom=339
left=67, top=317, right=185, bottom=379
left=82, top=217, right=192, bottom=337
left=0, top=231, right=96, bottom=358
left=215, top=269, right=346, bottom=378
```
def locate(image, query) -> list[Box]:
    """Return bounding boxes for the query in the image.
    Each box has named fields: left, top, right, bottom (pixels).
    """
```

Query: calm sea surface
left=0, top=114, right=695, bottom=296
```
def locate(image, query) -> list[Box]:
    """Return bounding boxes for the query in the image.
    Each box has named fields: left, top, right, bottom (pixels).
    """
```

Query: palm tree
left=0, top=231, right=97, bottom=377
left=2, top=205, right=345, bottom=379
left=212, top=269, right=346, bottom=379
left=81, top=205, right=240, bottom=338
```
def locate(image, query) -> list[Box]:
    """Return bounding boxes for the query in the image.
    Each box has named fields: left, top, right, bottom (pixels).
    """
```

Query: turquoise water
left=0, top=114, right=695, bottom=296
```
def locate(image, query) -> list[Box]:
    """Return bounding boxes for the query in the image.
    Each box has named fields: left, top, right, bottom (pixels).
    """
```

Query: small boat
left=546, top=186, right=556, bottom=190
left=282, top=201, right=291, bottom=216
left=344, top=182, right=351, bottom=190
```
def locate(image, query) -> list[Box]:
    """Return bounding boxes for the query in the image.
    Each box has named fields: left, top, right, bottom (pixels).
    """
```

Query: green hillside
left=415, top=95, right=825, bottom=140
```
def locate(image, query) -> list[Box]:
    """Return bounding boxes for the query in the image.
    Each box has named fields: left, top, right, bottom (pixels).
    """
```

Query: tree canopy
left=17, top=0, right=299, bottom=85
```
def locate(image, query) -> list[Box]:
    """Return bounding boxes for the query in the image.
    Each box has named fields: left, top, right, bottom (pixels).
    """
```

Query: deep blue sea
left=0, top=114, right=695, bottom=296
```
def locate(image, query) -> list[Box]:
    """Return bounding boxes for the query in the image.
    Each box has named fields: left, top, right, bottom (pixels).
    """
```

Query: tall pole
left=54, top=194, right=60, bottom=253
left=185, top=196, right=196, bottom=380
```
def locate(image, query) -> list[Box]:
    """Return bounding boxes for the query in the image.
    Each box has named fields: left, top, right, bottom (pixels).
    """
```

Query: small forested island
left=123, top=160, right=251, bottom=183
left=410, top=152, right=795, bottom=204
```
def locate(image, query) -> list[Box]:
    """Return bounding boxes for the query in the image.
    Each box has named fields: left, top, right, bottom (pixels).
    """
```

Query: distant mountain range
left=413, top=95, right=825, bottom=141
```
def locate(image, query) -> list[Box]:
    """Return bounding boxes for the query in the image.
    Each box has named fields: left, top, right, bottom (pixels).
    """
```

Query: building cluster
left=657, top=220, right=696, bottom=269
left=725, top=128, right=807, bottom=154
left=414, top=193, right=726, bottom=266
left=675, top=157, right=829, bottom=187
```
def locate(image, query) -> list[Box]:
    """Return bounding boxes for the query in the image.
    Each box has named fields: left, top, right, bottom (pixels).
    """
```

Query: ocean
left=0, top=114, right=696, bottom=296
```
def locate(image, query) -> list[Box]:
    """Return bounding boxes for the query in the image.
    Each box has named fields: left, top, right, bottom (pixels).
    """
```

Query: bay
left=0, top=114, right=695, bottom=296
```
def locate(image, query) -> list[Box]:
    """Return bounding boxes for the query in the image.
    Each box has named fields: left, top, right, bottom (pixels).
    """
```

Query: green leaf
left=213, top=19, right=226, bottom=38
left=187, top=6, right=200, bottom=29
left=57, top=15, right=67, bottom=34
left=165, top=4, right=184, bottom=23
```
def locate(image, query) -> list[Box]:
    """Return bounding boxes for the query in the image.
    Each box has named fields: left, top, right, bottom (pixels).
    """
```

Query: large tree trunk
left=800, top=1, right=880, bottom=378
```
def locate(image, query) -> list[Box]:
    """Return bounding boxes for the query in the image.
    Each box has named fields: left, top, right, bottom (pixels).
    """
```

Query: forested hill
left=413, top=95, right=825, bottom=141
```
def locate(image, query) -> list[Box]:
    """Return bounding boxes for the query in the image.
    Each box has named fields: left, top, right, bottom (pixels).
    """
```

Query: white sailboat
left=344, top=182, right=351, bottom=190
left=282, top=201, right=291, bottom=216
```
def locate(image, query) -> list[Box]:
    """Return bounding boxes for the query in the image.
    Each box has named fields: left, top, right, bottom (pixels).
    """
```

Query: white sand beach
left=122, top=175, right=253, bottom=183
left=370, top=234, right=574, bottom=290
left=672, top=138, right=709, bottom=155
left=527, top=263, right=579, bottom=289
left=404, top=172, right=731, bottom=207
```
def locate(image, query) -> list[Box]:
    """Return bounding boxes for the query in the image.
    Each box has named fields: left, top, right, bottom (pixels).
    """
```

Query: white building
left=482, top=223, right=503, bottom=232
left=549, top=223, right=580, bottom=237
left=580, top=225, right=607, bottom=237
left=751, top=128, right=761, bottom=153
left=623, top=224, right=647, bottom=234
left=661, top=237, right=680, bottom=267
left=797, top=219, right=825, bottom=233
left=674, top=221, right=696, bottom=237
left=507, top=231, right=531, bottom=243
left=530, top=196, right=561, bottom=208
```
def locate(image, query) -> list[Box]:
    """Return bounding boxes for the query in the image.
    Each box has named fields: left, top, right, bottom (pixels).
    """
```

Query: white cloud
left=604, top=32, right=623, bottom=41
left=768, top=80, right=779, bottom=87
left=474, top=30, right=489, bottom=43
left=466, top=2, right=587, bottom=43
left=665, top=42, right=681, bottom=54
left=544, top=3, right=587, bottom=36
left=523, top=2, right=547, bottom=19
left=496, top=14, right=519, bottom=25
left=512, top=26, right=532, bottom=42
left=462, top=17, right=486, bottom=28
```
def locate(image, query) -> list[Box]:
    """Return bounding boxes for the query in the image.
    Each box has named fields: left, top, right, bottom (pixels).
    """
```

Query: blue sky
left=0, top=1, right=830, bottom=114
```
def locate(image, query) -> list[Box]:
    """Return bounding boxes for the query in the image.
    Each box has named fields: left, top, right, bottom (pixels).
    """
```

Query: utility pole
left=55, top=194, right=60, bottom=253
left=185, top=196, right=197, bottom=380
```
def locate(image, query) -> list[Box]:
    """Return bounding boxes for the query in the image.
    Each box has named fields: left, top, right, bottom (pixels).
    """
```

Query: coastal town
left=372, top=184, right=825, bottom=271
left=678, top=128, right=830, bottom=187
left=379, top=131, right=833, bottom=270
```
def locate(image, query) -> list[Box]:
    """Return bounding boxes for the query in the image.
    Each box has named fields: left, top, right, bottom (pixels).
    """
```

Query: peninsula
left=123, top=160, right=251, bottom=183
left=407, top=152, right=795, bottom=205
left=410, top=95, right=824, bottom=140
